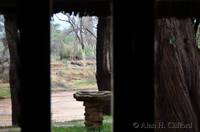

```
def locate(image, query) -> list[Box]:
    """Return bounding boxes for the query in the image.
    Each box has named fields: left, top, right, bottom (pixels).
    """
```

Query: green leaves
left=169, top=35, right=176, bottom=47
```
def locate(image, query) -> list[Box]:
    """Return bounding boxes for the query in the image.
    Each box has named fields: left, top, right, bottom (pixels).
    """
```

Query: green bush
left=59, top=45, right=83, bottom=60
left=59, top=45, right=72, bottom=60
left=85, top=47, right=94, bottom=58
left=64, top=35, right=75, bottom=44
left=74, top=48, right=83, bottom=60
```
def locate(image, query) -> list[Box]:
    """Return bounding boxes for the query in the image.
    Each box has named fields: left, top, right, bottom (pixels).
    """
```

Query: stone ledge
left=73, top=90, right=111, bottom=129
left=73, top=90, right=111, bottom=102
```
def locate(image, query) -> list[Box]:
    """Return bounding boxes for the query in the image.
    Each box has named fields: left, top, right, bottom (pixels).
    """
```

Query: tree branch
left=84, top=28, right=97, bottom=39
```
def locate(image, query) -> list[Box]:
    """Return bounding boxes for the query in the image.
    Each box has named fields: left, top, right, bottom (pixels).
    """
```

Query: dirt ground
left=0, top=90, right=97, bottom=127
left=0, top=60, right=98, bottom=127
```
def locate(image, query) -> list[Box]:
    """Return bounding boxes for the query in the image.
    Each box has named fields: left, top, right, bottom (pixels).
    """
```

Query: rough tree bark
left=96, top=16, right=112, bottom=115
left=4, top=14, right=21, bottom=126
left=155, top=18, right=200, bottom=132
left=96, top=16, right=111, bottom=91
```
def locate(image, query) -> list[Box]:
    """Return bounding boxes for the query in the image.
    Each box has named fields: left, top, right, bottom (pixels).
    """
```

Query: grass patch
left=0, top=126, right=21, bottom=132
left=52, top=116, right=112, bottom=132
left=53, top=120, right=84, bottom=127
left=72, top=79, right=96, bottom=89
left=74, top=80, right=96, bottom=85
left=0, top=83, right=10, bottom=98
left=52, top=123, right=111, bottom=132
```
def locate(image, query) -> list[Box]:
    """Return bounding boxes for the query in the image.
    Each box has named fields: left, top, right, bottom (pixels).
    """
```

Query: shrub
left=59, top=44, right=83, bottom=60
left=59, top=45, right=73, bottom=60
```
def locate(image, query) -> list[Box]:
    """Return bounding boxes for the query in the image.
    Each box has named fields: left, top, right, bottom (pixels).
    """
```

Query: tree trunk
left=155, top=18, right=200, bottom=132
left=96, top=16, right=111, bottom=91
left=79, top=17, right=86, bottom=67
left=4, top=14, right=21, bottom=126
left=96, top=16, right=112, bottom=115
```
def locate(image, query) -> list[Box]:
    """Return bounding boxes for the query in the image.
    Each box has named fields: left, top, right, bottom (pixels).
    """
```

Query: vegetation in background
left=50, top=13, right=98, bottom=91
left=0, top=13, right=98, bottom=97
left=51, top=13, right=97, bottom=62
left=196, top=25, right=200, bottom=49
left=0, top=83, right=10, bottom=98
left=0, top=126, right=20, bottom=132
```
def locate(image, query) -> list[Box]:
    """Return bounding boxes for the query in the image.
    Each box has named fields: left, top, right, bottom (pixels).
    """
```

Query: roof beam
left=155, top=1, right=200, bottom=17
left=0, top=0, right=111, bottom=16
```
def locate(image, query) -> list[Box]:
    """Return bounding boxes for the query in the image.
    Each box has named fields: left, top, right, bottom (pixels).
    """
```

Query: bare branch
left=84, top=28, right=97, bottom=39
left=55, top=13, right=97, bottom=48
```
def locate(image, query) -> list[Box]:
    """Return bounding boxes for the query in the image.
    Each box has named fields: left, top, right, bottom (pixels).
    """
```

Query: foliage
left=0, top=126, right=20, bottom=132
left=63, top=35, right=74, bottom=44
left=196, top=25, right=200, bottom=49
left=0, top=83, right=10, bottom=98
left=59, top=44, right=83, bottom=60
left=85, top=46, right=96, bottom=59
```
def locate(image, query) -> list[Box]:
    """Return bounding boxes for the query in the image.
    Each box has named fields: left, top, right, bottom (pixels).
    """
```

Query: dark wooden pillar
left=113, top=1, right=154, bottom=132
left=4, top=14, right=21, bottom=126
left=17, top=0, right=50, bottom=131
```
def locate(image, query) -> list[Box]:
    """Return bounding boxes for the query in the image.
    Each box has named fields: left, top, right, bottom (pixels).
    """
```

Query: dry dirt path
left=0, top=90, right=96, bottom=127
left=51, top=90, right=85, bottom=123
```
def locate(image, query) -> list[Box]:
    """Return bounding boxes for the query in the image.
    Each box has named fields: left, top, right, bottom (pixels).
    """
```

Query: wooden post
left=17, top=0, right=50, bottom=131
left=113, top=0, right=154, bottom=132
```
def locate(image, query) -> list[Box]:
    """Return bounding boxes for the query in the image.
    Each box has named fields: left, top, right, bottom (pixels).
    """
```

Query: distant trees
left=51, top=13, right=97, bottom=62
left=0, top=15, right=9, bottom=81
left=195, top=21, right=200, bottom=49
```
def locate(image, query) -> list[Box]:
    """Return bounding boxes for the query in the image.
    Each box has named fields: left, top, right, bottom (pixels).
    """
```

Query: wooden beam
left=0, top=0, right=16, bottom=14
left=53, top=1, right=111, bottom=16
left=0, top=0, right=111, bottom=16
left=155, top=1, right=200, bottom=17
left=3, top=0, right=200, bottom=17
